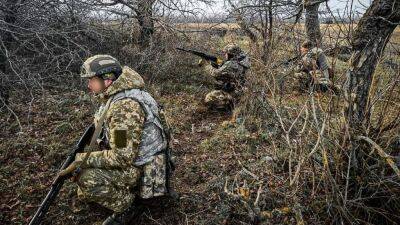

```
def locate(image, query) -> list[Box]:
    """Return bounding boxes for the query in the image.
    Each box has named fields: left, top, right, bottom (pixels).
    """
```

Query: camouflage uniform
left=204, top=44, right=250, bottom=110
left=76, top=65, right=168, bottom=213
left=295, top=47, right=334, bottom=92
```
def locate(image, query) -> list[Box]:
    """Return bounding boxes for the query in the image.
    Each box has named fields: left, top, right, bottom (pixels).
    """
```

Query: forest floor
left=0, top=68, right=270, bottom=225
left=1, top=26, right=400, bottom=225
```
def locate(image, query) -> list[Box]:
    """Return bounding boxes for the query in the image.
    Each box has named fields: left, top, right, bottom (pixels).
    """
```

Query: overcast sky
left=201, top=0, right=373, bottom=16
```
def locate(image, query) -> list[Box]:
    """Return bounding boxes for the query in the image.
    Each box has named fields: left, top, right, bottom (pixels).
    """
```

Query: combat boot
left=102, top=204, right=137, bottom=225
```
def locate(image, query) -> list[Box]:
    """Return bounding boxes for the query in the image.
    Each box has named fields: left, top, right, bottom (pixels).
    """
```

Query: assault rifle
left=272, top=54, right=302, bottom=69
left=29, top=124, right=95, bottom=225
left=176, top=47, right=224, bottom=68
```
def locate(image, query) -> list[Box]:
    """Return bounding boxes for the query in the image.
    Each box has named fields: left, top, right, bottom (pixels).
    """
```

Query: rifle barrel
left=28, top=179, right=65, bottom=225
left=176, top=47, right=219, bottom=63
left=28, top=124, right=94, bottom=225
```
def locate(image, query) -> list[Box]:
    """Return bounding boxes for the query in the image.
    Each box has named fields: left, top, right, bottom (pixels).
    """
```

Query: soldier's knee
left=77, top=168, right=104, bottom=190
left=204, top=92, right=218, bottom=106
left=204, top=92, right=215, bottom=104
left=204, top=90, right=233, bottom=109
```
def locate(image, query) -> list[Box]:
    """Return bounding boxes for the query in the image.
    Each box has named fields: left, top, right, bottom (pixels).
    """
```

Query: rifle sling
left=80, top=97, right=113, bottom=165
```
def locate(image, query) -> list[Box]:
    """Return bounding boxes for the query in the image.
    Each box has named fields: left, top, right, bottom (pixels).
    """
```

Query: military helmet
left=223, top=44, right=242, bottom=57
left=81, top=55, right=122, bottom=79
left=301, top=40, right=313, bottom=49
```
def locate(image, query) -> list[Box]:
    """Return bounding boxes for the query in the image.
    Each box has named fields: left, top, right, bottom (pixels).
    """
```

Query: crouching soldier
left=59, top=55, right=173, bottom=225
left=201, top=44, right=250, bottom=111
left=295, top=41, right=339, bottom=93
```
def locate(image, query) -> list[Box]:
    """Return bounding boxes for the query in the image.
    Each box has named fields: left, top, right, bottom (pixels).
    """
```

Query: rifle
left=176, top=47, right=224, bottom=68
left=272, top=54, right=302, bottom=69
left=29, top=124, right=95, bottom=225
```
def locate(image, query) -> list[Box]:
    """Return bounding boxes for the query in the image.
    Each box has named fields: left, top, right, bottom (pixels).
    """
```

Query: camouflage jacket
left=206, top=53, right=250, bottom=93
left=75, top=66, right=146, bottom=169
left=76, top=66, right=170, bottom=198
left=299, top=47, right=330, bottom=79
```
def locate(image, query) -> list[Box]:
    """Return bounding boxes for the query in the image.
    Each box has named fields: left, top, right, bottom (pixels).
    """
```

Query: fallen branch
left=357, top=135, right=400, bottom=178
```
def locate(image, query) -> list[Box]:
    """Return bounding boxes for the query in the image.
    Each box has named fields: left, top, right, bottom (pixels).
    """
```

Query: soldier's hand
left=210, top=61, right=219, bottom=68
left=198, top=59, right=207, bottom=67
left=58, top=160, right=82, bottom=177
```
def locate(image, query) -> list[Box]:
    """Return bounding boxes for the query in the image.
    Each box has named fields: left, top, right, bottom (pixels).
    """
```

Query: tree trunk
left=234, top=11, right=258, bottom=44
left=268, top=0, right=273, bottom=47
left=136, top=0, right=155, bottom=48
left=304, top=0, right=322, bottom=47
left=261, top=0, right=273, bottom=62
left=345, top=0, right=400, bottom=134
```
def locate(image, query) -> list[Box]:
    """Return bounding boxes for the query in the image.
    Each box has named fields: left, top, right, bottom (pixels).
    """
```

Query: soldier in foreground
left=200, top=44, right=250, bottom=111
left=58, top=55, right=172, bottom=225
left=294, top=41, right=339, bottom=93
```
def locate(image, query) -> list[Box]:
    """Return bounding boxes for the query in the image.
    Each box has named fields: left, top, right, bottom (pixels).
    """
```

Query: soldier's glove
left=210, top=61, right=219, bottom=68
left=198, top=59, right=207, bottom=67
left=58, top=160, right=83, bottom=178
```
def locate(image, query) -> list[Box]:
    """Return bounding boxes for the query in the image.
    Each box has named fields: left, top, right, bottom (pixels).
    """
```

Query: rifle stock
left=28, top=124, right=95, bottom=225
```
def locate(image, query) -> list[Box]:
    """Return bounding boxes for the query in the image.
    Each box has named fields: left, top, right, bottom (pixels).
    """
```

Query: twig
left=357, top=135, right=400, bottom=178
left=0, top=95, right=22, bottom=131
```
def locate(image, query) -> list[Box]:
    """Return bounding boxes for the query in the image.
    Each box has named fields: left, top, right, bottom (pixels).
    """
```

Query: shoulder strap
left=81, top=97, right=113, bottom=164
left=112, top=89, right=163, bottom=124
left=89, top=98, right=113, bottom=150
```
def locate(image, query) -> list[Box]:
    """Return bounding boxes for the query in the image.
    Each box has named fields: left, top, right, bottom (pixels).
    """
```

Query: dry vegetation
left=1, top=2, right=400, bottom=225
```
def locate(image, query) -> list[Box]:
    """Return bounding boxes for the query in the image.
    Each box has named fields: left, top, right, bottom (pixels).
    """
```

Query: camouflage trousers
left=204, top=90, right=234, bottom=110
left=140, top=154, right=168, bottom=199
left=294, top=71, right=339, bottom=93
left=77, top=166, right=140, bottom=213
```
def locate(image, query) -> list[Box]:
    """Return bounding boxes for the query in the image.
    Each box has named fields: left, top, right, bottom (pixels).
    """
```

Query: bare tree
left=81, top=0, right=157, bottom=47
left=80, top=0, right=212, bottom=48
left=345, top=0, right=400, bottom=134
left=303, top=0, right=325, bottom=47
left=225, top=0, right=300, bottom=62
left=341, top=0, right=400, bottom=221
left=137, top=0, right=156, bottom=47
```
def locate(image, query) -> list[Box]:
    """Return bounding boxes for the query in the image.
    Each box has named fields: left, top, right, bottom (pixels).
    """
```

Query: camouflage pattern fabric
left=109, top=88, right=170, bottom=199
left=301, top=48, right=329, bottom=76
left=296, top=48, right=337, bottom=92
left=204, top=90, right=234, bottom=110
left=111, top=88, right=168, bottom=167
left=80, top=55, right=122, bottom=78
left=77, top=167, right=139, bottom=213
left=223, top=44, right=243, bottom=58
left=75, top=98, right=145, bottom=169
left=205, top=46, right=250, bottom=110
left=295, top=70, right=339, bottom=93
left=294, top=71, right=312, bottom=91
left=75, top=66, right=148, bottom=212
left=140, top=154, right=167, bottom=198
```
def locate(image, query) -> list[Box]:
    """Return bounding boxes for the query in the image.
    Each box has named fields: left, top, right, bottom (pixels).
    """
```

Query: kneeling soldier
left=59, top=55, right=172, bottom=225
left=202, top=44, right=250, bottom=111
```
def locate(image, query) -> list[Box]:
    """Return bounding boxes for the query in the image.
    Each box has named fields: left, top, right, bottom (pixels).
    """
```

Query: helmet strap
left=103, top=79, right=113, bottom=89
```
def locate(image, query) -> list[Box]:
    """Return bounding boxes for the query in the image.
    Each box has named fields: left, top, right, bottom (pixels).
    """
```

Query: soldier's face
left=301, top=47, right=308, bottom=55
left=88, top=77, right=106, bottom=94
left=224, top=53, right=229, bottom=60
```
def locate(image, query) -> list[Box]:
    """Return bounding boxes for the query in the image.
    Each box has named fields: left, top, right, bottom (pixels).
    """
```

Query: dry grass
left=1, top=22, right=399, bottom=225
